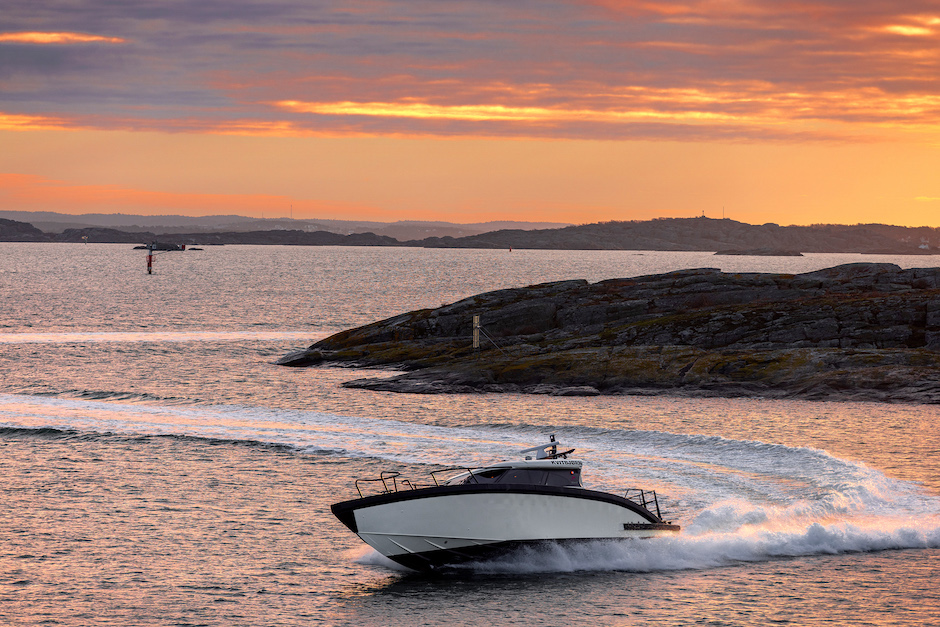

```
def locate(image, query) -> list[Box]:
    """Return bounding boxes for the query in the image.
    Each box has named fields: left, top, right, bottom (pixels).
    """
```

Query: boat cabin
left=444, top=459, right=583, bottom=488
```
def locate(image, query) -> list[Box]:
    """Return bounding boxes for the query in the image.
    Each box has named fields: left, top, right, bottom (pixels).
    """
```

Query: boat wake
left=1, top=392, right=937, bottom=573
left=444, top=516, right=937, bottom=574
left=448, top=499, right=939, bottom=574
left=0, top=331, right=319, bottom=344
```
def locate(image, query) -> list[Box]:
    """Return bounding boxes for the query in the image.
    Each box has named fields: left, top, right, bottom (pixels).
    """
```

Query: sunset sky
left=2, top=0, right=939, bottom=226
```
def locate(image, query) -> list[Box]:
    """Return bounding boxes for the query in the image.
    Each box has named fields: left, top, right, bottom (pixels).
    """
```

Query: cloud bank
left=1, top=0, right=938, bottom=141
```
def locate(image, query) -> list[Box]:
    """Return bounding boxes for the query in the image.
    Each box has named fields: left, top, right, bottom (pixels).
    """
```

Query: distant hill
left=1, top=216, right=938, bottom=254
left=0, top=211, right=568, bottom=240
left=404, top=218, right=940, bottom=254
left=0, top=218, right=46, bottom=241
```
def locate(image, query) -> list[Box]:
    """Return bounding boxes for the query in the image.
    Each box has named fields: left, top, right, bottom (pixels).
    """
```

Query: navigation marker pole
left=144, top=242, right=185, bottom=274
left=471, top=315, right=509, bottom=356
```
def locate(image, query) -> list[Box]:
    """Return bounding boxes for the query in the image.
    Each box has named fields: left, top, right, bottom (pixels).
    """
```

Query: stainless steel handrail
left=623, top=488, right=663, bottom=519
left=354, top=471, right=402, bottom=498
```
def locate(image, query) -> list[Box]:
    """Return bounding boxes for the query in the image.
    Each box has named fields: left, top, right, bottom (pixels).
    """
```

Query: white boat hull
left=333, top=485, right=678, bottom=571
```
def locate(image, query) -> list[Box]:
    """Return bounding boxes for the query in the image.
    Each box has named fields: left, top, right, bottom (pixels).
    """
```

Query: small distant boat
left=331, top=435, right=680, bottom=571
left=133, top=242, right=186, bottom=251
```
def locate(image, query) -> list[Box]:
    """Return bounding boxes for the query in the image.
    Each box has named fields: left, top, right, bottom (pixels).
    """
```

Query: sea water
left=0, top=243, right=938, bottom=626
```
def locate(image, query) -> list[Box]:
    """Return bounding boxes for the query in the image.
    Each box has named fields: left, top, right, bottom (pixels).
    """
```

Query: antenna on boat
left=520, top=434, right=574, bottom=460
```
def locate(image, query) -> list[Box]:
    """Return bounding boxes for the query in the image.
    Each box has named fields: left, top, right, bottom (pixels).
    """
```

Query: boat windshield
left=449, top=467, right=581, bottom=487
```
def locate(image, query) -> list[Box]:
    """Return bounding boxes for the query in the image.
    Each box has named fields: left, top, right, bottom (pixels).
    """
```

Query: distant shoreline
left=2, top=215, right=940, bottom=254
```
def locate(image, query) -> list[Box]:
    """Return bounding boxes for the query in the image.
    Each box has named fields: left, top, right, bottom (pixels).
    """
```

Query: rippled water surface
left=1, top=243, right=939, bottom=626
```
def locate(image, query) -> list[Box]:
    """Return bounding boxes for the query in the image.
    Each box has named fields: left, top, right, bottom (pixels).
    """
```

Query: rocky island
left=278, top=263, right=940, bottom=403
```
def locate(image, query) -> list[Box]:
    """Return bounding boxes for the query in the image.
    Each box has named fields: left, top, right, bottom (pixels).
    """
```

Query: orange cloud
left=0, top=110, right=330, bottom=139
left=6, top=71, right=940, bottom=144
left=0, top=113, right=71, bottom=131
left=584, top=0, right=940, bottom=45
left=0, top=31, right=126, bottom=44
left=880, top=24, right=934, bottom=36
left=276, top=99, right=740, bottom=124
left=581, top=0, right=813, bottom=20
left=274, top=84, right=940, bottom=139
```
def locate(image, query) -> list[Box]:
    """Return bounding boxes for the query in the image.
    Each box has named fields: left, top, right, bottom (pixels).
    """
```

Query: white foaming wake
left=456, top=516, right=940, bottom=575
left=0, top=393, right=534, bottom=463
left=0, top=331, right=319, bottom=344
left=352, top=546, right=412, bottom=572
left=1, top=392, right=938, bottom=572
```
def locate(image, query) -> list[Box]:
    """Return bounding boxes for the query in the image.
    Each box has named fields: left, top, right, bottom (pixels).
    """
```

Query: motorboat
left=331, top=436, right=680, bottom=571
